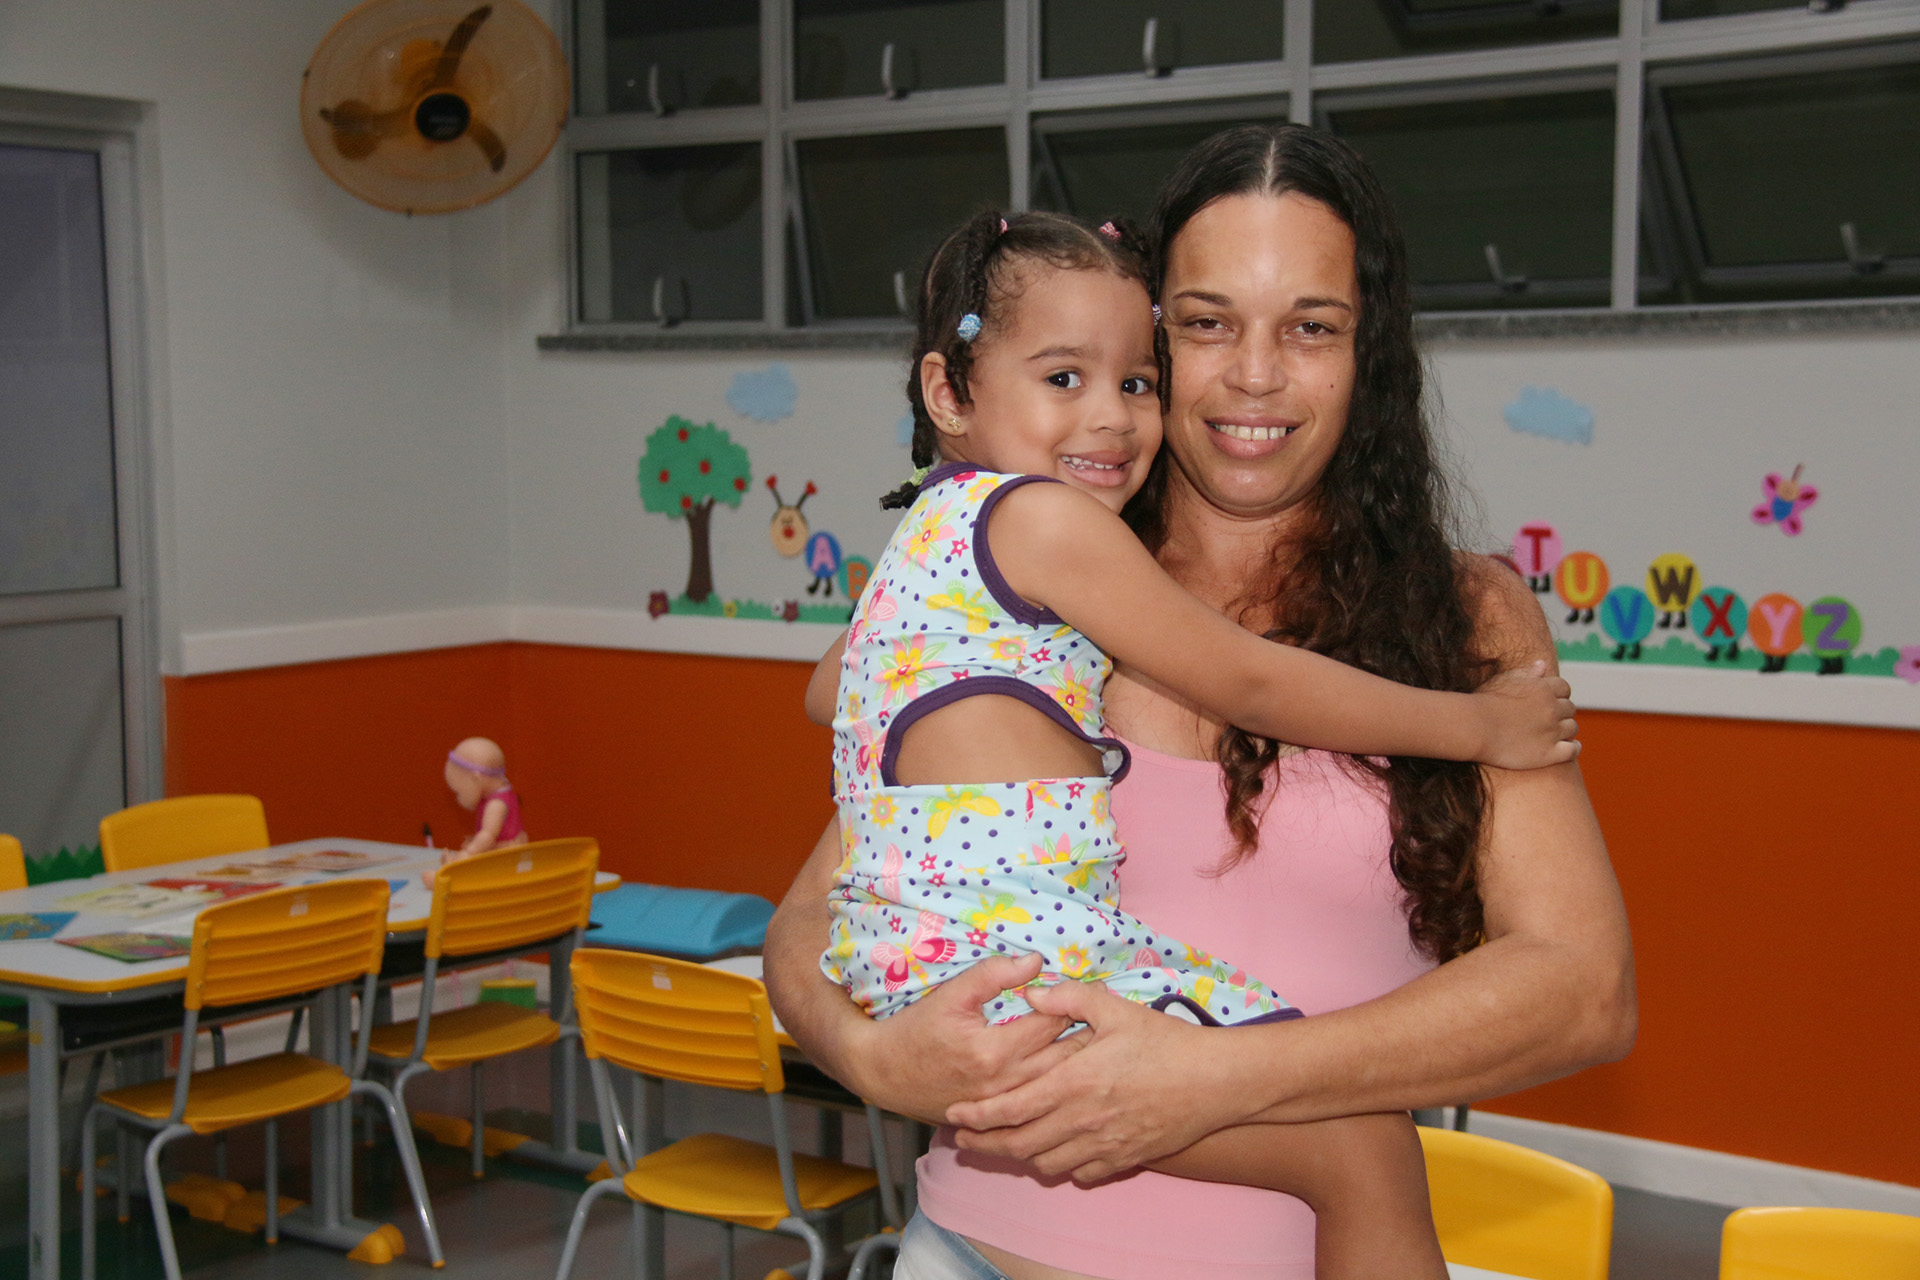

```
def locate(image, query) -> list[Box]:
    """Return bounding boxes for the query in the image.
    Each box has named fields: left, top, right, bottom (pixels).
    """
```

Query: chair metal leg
left=264, top=1119, right=279, bottom=1243
left=553, top=1176, right=629, bottom=1280
left=65, top=1053, right=108, bottom=1172
left=144, top=1124, right=193, bottom=1280
left=470, top=1060, right=486, bottom=1177
left=353, top=1079, right=445, bottom=1268
left=116, top=1123, right=132, bottom=1223
left=80, top=1104, right=101, bottom=1280
left=283, top=1006, right=305, bottom=1053
left=719, top=1222, right=734, bottom=1279
left=847, top=1232, right=901, bottom=1280
left=775, top=1217, right=828, bottom=1280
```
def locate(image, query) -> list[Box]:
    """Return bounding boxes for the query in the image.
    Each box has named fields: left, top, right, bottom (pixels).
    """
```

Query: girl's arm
left=947, top=566, right=1635, bottom=1182
left=805, top=631, right=847, bottom=727
left=761, top=814, right=1083, bottom=1121
left=989, top=482, right=1576, bottom=769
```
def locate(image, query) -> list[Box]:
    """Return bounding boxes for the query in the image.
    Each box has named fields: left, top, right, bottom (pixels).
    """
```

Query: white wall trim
left=1561, top=663, right=1920, bottom=730
left=174, top=606, right=1920, bottom=729
left=508, top=604, right=836, bottom=662
left=1472, top=1110, right=1920, bottom=1214
left=178, top=607, right=515, bottom=675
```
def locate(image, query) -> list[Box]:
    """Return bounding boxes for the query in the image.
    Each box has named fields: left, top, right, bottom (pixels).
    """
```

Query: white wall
left=0, top=1, right=517, bottom=671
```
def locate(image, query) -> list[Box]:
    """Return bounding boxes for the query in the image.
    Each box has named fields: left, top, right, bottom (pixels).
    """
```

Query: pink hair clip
left=998, top=218, right=1008, bottom=234
left=1098, top=221, right=1120, bottom=241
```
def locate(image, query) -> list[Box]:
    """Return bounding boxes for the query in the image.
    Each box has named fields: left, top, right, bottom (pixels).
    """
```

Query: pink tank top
left=914, top=741, right=1435, bottom=1279
left=478, top=788, right=524, bottom=842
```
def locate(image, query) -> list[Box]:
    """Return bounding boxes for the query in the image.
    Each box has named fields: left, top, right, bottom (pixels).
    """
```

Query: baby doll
left=441, top=737, right=528, bottom=868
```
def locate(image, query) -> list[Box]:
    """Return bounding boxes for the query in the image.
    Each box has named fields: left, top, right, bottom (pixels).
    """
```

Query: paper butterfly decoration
left=1753, top=466, right=1817, bottom=537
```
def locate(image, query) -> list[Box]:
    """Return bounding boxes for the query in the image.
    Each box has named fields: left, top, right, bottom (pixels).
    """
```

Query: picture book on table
left=257, top=849, right=402, bottom=874
left=145, top=878, right=284, bottom=902
left=189, top=862, right=291, bottom=883
left=0, top=911, right=77, bottom=941
left=58, top=932, right=192, bottom=962
left=54, top=883, right=215, bottom=920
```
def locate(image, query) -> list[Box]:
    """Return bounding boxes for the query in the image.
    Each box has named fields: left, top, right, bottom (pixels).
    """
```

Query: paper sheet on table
left=55, top=884, right=216, bottom=920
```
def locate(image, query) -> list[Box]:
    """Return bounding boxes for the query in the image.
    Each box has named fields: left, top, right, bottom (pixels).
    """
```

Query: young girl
left=811, top=210, right=1575, bottom=1277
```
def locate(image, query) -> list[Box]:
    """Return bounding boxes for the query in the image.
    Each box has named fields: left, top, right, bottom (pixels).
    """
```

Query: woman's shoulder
left=1455, top=552, right=1557, bottom=674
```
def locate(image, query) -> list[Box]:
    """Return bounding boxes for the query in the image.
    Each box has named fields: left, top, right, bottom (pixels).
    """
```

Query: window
left=577, top=143, right=763, bottom=323
left=1040, top=1, right=1286, bottom=80
left=794, top=0, right=1004, bottom=99
left=565, top=0, right=1920, bottom=330
left=1324, top=88, right=1617, bottom=309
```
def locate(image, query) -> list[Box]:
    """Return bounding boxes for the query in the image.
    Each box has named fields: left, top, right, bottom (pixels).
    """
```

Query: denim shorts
left=893, top=1210, right=1011, bottom=1280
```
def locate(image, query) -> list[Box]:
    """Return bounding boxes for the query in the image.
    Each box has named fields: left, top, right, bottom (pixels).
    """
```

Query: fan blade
left=320, top=98, right=407, bottom=160
left=430, top=5, right=493, bottom=88
left=467, top=118, right=507, bottom=172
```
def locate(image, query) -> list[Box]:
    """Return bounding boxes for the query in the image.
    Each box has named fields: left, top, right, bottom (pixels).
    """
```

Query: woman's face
left=1160, top=192, right=1359, bottom=524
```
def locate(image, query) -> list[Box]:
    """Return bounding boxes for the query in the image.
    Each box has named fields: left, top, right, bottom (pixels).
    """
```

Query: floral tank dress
left=823, top=462, right=1295, bottom=1026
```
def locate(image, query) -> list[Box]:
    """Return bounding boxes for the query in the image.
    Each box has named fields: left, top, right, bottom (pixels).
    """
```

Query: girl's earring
left=946, top=415, right=963, bottom=432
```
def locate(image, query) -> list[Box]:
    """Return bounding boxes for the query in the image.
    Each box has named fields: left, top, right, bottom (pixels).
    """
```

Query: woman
left=764, top=124, right=1635, bottom=1279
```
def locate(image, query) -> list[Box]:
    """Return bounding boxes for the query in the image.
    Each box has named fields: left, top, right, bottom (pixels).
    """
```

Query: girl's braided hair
left=882, top=209, right=1158, bottom=510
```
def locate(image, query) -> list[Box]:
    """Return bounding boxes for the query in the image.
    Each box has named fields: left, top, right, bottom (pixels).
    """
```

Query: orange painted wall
left=165, top=645, right=1918, bottom=1185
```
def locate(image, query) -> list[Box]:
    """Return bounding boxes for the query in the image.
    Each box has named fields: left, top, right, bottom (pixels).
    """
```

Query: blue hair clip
left=957, top=312, right=982, bottom=342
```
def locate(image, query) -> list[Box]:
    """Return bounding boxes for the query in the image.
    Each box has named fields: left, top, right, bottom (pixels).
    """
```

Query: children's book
left=257, top=849, right=402, bottom=875
left=58, top=932, right=192, bottom=962
left=55, top=883, right=215, bottom=920
left=146, top=877, right=283, bottom=902
left=188, top=862, right=290, bottom=883
left=0, top=911, right=77, bottom=941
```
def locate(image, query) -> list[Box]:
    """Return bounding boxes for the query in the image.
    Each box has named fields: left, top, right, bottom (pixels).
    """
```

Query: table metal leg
left=27, top=994, right=61, bottom=1280
left=506, top=934, right=598, bottom=1174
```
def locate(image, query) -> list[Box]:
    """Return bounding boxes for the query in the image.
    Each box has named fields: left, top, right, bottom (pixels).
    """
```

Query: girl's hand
left=946, top=979, right=1253, bottom=1183
left=1472, top=660, right=1579, bottom=770
left=838, top=953, right=1083, bottom=1124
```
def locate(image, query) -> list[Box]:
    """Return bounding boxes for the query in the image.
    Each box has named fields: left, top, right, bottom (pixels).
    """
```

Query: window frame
left=563, top=0, right=1920, bottom=334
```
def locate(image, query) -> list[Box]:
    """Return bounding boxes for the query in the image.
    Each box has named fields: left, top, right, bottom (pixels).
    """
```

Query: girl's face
left=930, top=265, right=1161, bottom=513
left=1160, top=192, right=1359, bottom=524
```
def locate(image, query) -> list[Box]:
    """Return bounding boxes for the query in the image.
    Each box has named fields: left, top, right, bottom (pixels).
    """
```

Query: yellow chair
left=367, top=838, right=600, bottom=1177
left=554, top=950, right=901, bottom=1280
left=79, top=880, right=443, bottom=1280
left=99, top=794, right=270, bottom=873
left=1, top=832, right=24, bottom=890
left=1420, top=1125, right=1613, bottom=1280
left=1720, top=1206, right=1920, bottom=1279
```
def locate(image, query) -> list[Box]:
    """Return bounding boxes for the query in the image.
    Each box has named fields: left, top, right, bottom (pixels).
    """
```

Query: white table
left=0, top=837, right=617, bottom=1280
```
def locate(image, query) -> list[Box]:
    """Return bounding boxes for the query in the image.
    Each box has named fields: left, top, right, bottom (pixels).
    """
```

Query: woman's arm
left=947, top=565, right=1635, bottom=1181
left=804, top=632, right=847, bottom=727
left=762, top=814, right=1083, bottom=1122
left=990, top=482, right=1576, bottom=770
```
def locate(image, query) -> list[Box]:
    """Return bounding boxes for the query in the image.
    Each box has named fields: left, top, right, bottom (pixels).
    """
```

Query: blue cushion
left=586, top=883, right=776, bottom=959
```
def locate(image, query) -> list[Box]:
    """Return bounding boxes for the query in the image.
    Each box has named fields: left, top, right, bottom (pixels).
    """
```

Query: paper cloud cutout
left=1504, top=386, right=1594, bottom=445
left=896, top=414, right=915, bottom=447
left=727, top=363, right=799, bottom=422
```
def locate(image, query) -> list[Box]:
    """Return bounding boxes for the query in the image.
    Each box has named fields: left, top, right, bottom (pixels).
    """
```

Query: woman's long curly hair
left=1126, top=124, right=1495, bottom=963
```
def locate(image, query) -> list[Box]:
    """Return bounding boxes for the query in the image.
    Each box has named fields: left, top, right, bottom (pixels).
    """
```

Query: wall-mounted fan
left=301, top=0, right=569, bottom=215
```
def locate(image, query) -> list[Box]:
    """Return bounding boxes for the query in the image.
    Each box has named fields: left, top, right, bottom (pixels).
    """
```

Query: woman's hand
left=947, top=980, right=1250, bottom=1183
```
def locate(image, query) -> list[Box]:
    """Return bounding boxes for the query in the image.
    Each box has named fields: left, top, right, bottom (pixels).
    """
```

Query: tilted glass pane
left=1328, top=90, right=1615, bottom=307
left=1031, top=110, right=1287, bottom=226
left=0, top=144, right=118, bottom=596
left=1664, top=64, right=1920, bottom=269
left=794, top=0, right=1003, bottom=101
left=1040, top=1, right=1285, bottom=80
left=797, top=128, right=1008, bottom=319
left=1316, top=0, right=1617, bottom=64
left=580, top=143, right=763, bottom=323
left=593, top=0, right=760, bottom=113
left=0, top=618, right=125, bottom=860
left=1660, top=0, right=1806, bottom=17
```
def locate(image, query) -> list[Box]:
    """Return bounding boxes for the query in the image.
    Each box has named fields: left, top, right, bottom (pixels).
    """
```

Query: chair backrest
left=186, top=879, right=390, bottom=1011
left=1420, top=1125, right=1613, bottom=1280
left=571, top=948, right=784, bottom=1094
left=427, top=837, right=600, bottom=959
left=0, top=833, right=24, bottom=891
left=1720, top=1206, right=1920, bottom=1280
left=99, top=795, right=270, bottom=873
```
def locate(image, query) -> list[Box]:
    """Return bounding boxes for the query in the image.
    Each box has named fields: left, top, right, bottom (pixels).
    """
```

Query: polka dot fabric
left=824, top=464, right=1288, bottom=1025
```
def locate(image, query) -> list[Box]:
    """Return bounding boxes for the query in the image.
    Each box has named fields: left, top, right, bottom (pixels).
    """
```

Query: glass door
left=0, top=131, right=157, bottom=882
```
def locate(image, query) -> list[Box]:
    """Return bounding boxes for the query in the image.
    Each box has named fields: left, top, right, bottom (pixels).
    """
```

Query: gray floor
left=1, top=1042, right=1733, bottom=1280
